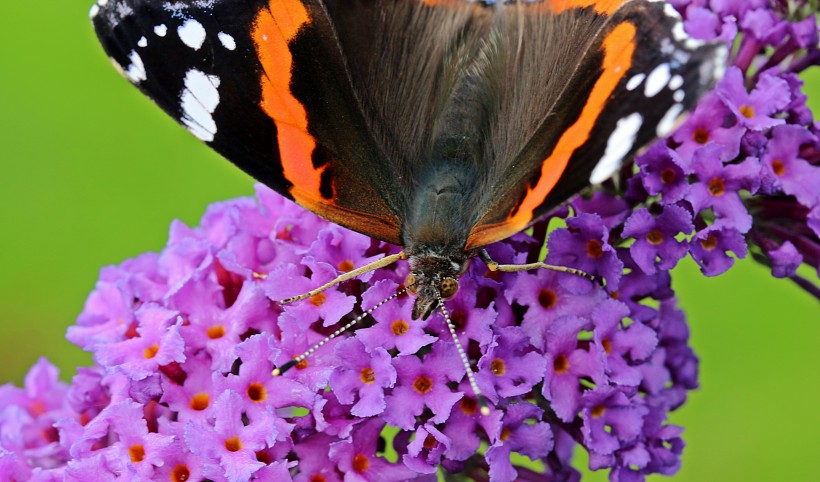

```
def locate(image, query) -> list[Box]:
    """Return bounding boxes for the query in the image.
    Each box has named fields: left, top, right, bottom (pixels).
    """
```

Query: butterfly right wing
left=464, top=0, right=726, bottom=250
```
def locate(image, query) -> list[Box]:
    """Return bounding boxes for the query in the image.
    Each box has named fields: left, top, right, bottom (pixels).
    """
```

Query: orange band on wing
left=547, top=0, right=627, bottom=14
left=466, top=22, right=636, bottom=250
left=253, top=1, right=325, bottom=202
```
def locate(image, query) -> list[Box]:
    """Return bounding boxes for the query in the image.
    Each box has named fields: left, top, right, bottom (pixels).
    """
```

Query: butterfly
left=91, top=0, right=725, bottom=320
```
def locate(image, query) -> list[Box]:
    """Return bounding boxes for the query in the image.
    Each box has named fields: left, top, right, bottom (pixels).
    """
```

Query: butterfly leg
left=279, top=251, right=407, bottom=304
left=479, top=249, right=596, bottom=282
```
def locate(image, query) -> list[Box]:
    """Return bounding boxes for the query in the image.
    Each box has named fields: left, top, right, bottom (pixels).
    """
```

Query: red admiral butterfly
left=91, top=0, right=724, bottom=319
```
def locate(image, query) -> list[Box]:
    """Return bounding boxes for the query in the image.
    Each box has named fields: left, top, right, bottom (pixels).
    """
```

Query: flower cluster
left=1, top=1, right=817, bottom=481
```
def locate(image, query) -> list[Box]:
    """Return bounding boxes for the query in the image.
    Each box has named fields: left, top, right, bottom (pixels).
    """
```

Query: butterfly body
left=91, top=0, right=726, bottom=318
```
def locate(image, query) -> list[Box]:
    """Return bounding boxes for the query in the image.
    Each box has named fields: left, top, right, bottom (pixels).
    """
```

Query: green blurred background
left=0, top=1, right=817, bottom=480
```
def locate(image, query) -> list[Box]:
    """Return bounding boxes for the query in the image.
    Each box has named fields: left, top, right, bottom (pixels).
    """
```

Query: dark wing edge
left=465, top=0, right=727, bottom=250
left=90, top=0, right=405, bottom=245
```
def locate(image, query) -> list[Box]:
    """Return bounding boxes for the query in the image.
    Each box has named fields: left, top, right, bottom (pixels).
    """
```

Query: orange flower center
left=224, top=436, right=242, bottom=452
left=772, top=160, right=785, bottom=176
left=739, top=105, right=755, bottom=118
left=490, top=358, right=506, bottom=376
left=450, top=310, right=467, bottom=330
left=660, top=167, right=677, bottom=185
left=190, top=393, right=210, bottom=411
left=309, top=293, right=327, bottom=307
left=591, top=404, right=606, bottom=419
left=586, top=239, right=604, bottom=259
left=708, top=177, right=725, bottom=196
left=391, top=319, right=409, bottom=336
left=352, top=453, right=369, bottom=472
left=338, top=260, right=354, bottom=272
left=207, top=325, right=226, bottom=339
left=256, top=450, right=272, bottom=464
left=460, top=397, right=477, bottom=415
left=360, top=367, right=376, bottom=384
left=646, top=229, right=664, bottom=245
left=500, top=427, right=511, bottom=442
left=700, top=234, right=718, bottom=251
left=538, top=288, right=557, bottom=309
left=144, top=344, right=159, bottom=359
left=693, top=127, right=710, bottom=144
left=413, top=375, right=433, bottom=394
left=602, top=338, right=612, bottom=355
left=129, top=444, right=145, bottom=463
left=247, top=382, right=266, bottom=402
left=554, top=354, right=569, bottom=374
left=171, top=464, right=191, bottom=482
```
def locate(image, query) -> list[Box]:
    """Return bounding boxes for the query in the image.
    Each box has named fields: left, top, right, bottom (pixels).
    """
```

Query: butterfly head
left=405, top=250, right=469, bottom=320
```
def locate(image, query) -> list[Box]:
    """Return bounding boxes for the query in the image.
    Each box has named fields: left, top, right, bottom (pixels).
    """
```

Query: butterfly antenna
left=480, top=249, right=598, bottom=284
left=435, top=290, right=491, bottom=417
left=272, top=285, right=410, bottom=376
left=279, top=252, right=406, bottom=304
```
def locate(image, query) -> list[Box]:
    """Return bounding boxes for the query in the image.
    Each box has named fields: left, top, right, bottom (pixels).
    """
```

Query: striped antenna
left=435, top=290, right=491, bottom=416
left=272, top=285, right=410, bottom=376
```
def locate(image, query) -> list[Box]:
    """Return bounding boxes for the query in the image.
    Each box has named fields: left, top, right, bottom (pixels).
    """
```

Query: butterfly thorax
left=402, top=130, right=486, bottom=318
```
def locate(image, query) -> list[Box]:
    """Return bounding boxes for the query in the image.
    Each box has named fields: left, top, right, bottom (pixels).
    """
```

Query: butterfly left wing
left=464, top=0, right=726, bottom=250
left=91, top=0, right=407, bottom=245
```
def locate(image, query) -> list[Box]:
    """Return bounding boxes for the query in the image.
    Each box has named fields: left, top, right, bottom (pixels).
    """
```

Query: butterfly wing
left=464, top=0, right=726, bottom=250
left=92, top=0, right=412, bottom=244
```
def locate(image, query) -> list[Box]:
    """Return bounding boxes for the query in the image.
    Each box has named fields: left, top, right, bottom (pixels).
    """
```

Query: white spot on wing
left=178, top=19, right=206, bottom=50
left=180, top=69, right=221, bottom=142
left=155, top=24, right=168, bottom=37
left=124, top=50, right=146, bottom=83
left=137, top=36, right=148, bottom=48
left=99, top=0, right=109, bottom=6
left=668, top=74, right=684, bottom=90
left=626, top=73, right=645, bottom=91
left=644, top=63, right=671, bottom=98
left=657, top=104, right=684, bottom=137
left=673, top=90, right=685, bottom=102
left=89, top=4, right=100, bottom=18
left=218, top=32, right=236, bottom=51
left=590, top=113, right=643, bottom=184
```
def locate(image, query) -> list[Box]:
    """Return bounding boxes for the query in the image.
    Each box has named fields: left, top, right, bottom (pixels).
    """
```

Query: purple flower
left=542, top=315, right=607, bottom=422
left=355, top=280, right=437, bottom=356
left=687, top=143, right=759, bottom=232
left=184, top=390, right=276, bottom=481
left=402, top=424, right=450, bottom=474
left=592, top=299, right=658, bottom=387
left=266, top=260, right=356, bottom=327
left=760, top=124, right=820, bottom=206
left=214, top=334, right=316, bottom=423
left=485, top=403, right=553, bottom=482
left=671, top=94, right=744, bottom=163
left=716, top=67, right=791, bottom=131
left=382, top=342, right=464, bottom=430
left=94, top=303, right=186, bottom=381
left=622, top=205, right=694, bottom=275
left=506, top=268, right=603, bottom=346
left=329, top=338, right=396, bottom=417
left=547, top=213, right=625, bottom=289
left=328, top=418, right=419, bottom=481
left=635, top=144, right=692, bottom=204
left=767, top=241, right=803, bottom=278
left=476, top=326, right=546, bottom=402
left=689, top=224, right=748, bottom=276
left=582, top=387, right=648, bottom=459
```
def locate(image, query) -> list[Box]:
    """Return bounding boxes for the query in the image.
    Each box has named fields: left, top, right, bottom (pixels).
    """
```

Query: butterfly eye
left=440, top=277, right=459, bottom=300
left=405, top=274, right=418, bottom=295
